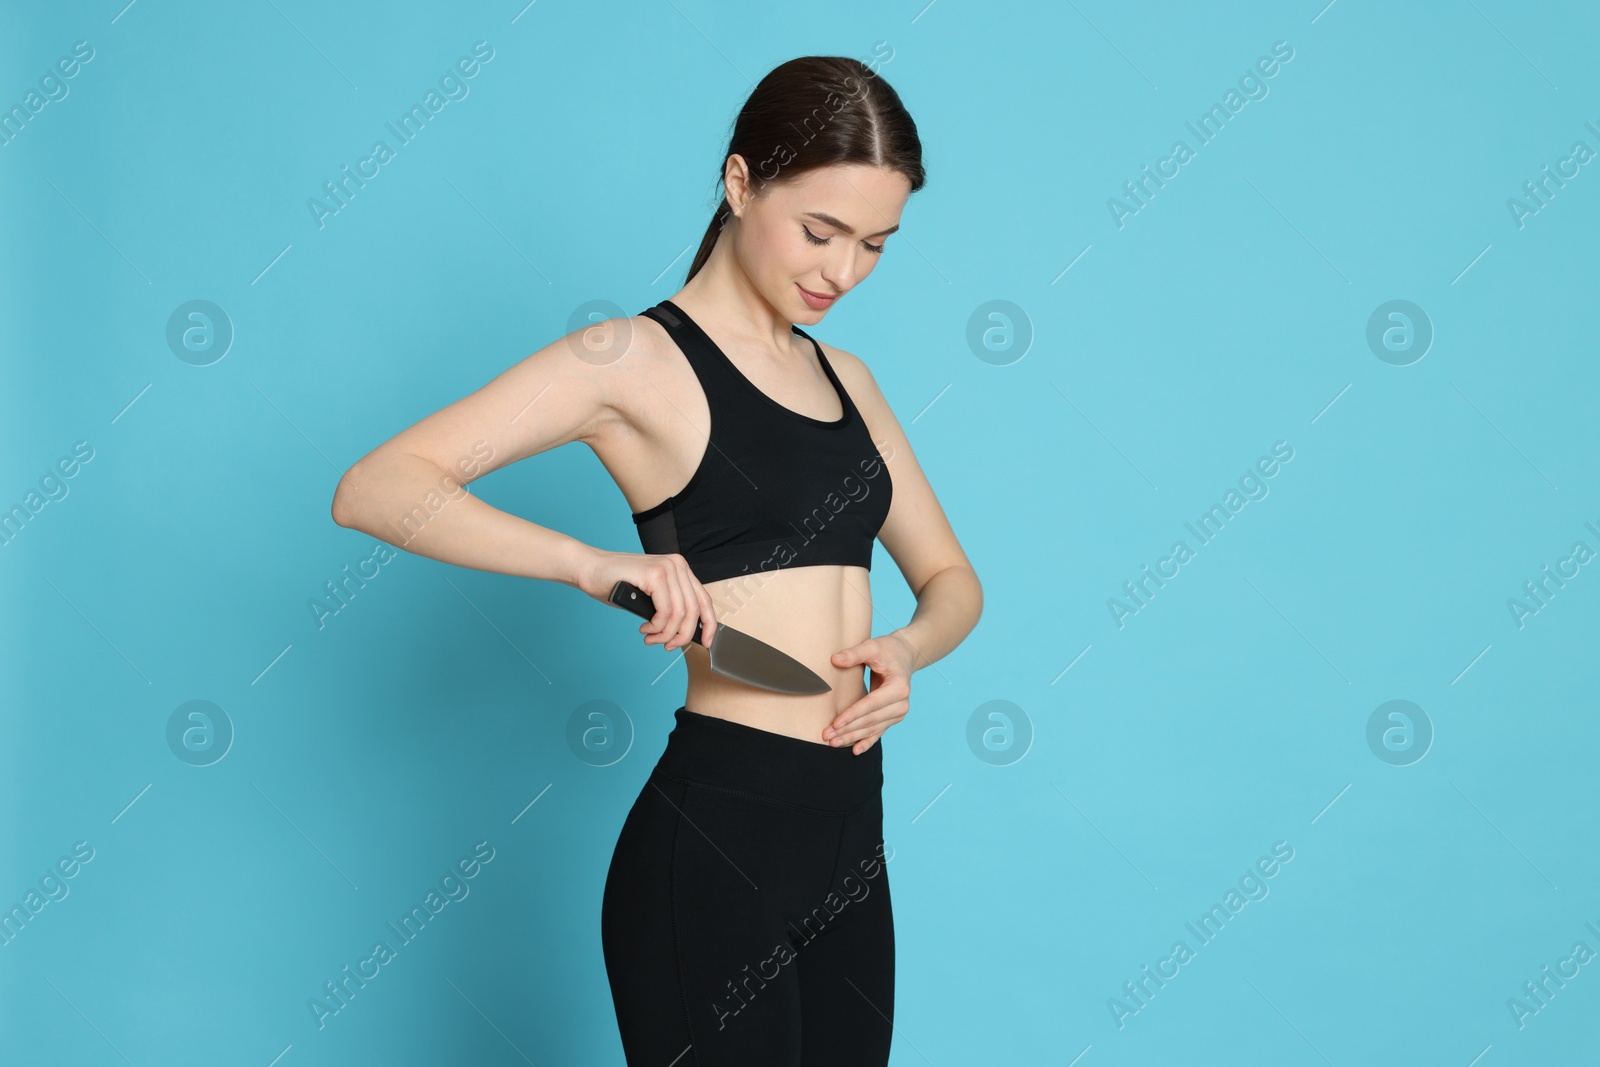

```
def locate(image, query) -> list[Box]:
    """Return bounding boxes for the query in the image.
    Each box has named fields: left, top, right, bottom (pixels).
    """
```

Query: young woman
left=331, top=55, right=981, bottom=1065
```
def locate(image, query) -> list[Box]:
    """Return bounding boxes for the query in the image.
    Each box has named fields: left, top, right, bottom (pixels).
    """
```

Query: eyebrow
left=803, top=211, right=899, bottom=239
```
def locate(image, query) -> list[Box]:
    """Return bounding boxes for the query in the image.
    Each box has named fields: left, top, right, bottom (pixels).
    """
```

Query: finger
left=647, top=564, right=683, bottom=647
left=655, top=580, right=684, bottom=648
left=833, top=715, right=900, bottom=748
left=830, top=699, right=909, bottom=746
left=693, top=579, right=717, bottom=648
left=829, top=705, right=891, bottom=746
left=838, top=642, right=879, bottom=670
left=655, top=561, right=690, bottom=651
left=824, top=694, right=876, bottom=740
left=669, top=563, right=699, bottom=650
left=830, top=708, right=887, bottom=743
left=828, top=682, right=908, bottom=737
left=641, top=576, right=668, bottom=644
left=852, top=734, right=880, bottom=755
left=833, top=717, right=892, bottom=748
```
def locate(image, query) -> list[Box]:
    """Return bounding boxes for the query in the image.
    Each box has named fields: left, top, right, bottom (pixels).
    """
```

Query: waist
left=652, top=706, right=883, bottom=814
left=686, top=563, right=873, bottom=726
left=701, top=561, right=870, bottom=636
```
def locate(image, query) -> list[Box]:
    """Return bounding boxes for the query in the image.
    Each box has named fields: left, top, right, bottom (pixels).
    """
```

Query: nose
left=820, top=249, right=859, bottom=292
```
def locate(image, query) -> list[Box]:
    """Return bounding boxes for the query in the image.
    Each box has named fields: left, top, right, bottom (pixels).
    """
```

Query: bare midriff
left=684, top=563, right=875, bottom=745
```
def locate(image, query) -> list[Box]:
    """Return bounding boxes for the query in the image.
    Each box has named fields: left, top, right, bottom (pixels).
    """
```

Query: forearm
left=889, top=564, right=983, bottom=673
left=331, top=452, right=594, bottom=587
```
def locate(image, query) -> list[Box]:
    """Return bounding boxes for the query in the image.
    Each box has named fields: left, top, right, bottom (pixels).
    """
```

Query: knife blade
left=607, top=580, right=830, bottom=695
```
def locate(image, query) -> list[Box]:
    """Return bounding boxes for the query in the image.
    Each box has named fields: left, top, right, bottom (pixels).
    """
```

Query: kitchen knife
left=607, top=580, right=830, bottom=696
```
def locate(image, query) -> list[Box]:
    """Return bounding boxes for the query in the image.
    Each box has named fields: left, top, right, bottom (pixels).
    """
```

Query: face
left=725, top=158, right=912, bottom=320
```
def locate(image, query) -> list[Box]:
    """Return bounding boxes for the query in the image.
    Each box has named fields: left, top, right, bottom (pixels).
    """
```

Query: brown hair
left=684, top=53, right=925, bottom=285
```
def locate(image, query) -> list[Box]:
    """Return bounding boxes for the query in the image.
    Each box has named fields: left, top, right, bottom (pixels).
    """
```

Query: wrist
left=887, top=626, right=922, bottom=671
left=551, top=537, right=599, bottom=589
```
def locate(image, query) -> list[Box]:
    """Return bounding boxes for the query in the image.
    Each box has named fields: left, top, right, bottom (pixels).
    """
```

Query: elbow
left=330, top=466, right=363, bottom=529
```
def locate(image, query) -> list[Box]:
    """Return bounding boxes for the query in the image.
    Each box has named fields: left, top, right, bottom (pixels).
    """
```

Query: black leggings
left=602, top=706, right=895, bottom=1065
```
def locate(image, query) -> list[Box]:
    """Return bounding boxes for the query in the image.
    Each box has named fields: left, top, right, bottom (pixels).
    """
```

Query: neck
left=672, top=220, right=805, bottom=357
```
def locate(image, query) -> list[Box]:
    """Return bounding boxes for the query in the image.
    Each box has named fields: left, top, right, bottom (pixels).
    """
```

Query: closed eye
left=802, top=225, right=885, bottom=255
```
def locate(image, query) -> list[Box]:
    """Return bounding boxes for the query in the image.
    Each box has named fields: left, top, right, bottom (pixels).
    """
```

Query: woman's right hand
left=576, top=549, right=718, bottom=652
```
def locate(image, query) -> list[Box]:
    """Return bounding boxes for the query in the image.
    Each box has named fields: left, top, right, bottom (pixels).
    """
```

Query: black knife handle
left=608, top=580, right=705, bottom=646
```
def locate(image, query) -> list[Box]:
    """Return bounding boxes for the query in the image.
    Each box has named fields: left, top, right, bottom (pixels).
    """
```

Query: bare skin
left=331, top=156, right=983, bottom=753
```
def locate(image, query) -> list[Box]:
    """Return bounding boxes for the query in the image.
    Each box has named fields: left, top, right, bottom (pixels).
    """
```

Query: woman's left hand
left=824, top=632, right=917, bottom=754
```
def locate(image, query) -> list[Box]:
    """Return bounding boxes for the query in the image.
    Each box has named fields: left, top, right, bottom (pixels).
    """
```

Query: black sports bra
left=630, top=299, right=893, bottom=586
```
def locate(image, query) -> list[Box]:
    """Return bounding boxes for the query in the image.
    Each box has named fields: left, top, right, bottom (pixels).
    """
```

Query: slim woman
left=331, top=55, right=982, bottom=1065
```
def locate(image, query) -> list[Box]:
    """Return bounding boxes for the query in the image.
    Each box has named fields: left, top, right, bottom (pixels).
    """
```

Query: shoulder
left=598, top=306, right=748, bottom=437
left=805, top=334, right=905, bottom=465
left=532, top=309, right=678, bottom=448
left=585, top=309, right=675, bottom=394
left=807, top=334, right=889, bottom=412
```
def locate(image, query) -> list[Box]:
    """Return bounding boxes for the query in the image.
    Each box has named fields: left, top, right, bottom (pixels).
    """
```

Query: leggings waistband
left=651, top=706, right=882, bottom=815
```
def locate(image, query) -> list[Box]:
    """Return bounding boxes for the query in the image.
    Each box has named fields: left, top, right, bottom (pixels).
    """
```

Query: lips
left=797, top=284, right=838, bottom=310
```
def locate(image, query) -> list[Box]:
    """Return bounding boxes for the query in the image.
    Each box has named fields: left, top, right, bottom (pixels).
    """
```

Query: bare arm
left=331, top=449, right=594, bottom=587
left=829, top=347, right=984, bottom=671
left=330, top=324, right=616, bottom=585
left=813, top=345, right=983, bottom=754
left=890, top=565, right=984, bottom=673
left=329, top=319, right=719, bottom=649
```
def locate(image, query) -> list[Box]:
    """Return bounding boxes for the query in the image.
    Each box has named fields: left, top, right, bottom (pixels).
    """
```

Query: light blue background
left=4, top=0, right=1598, bottom=1063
